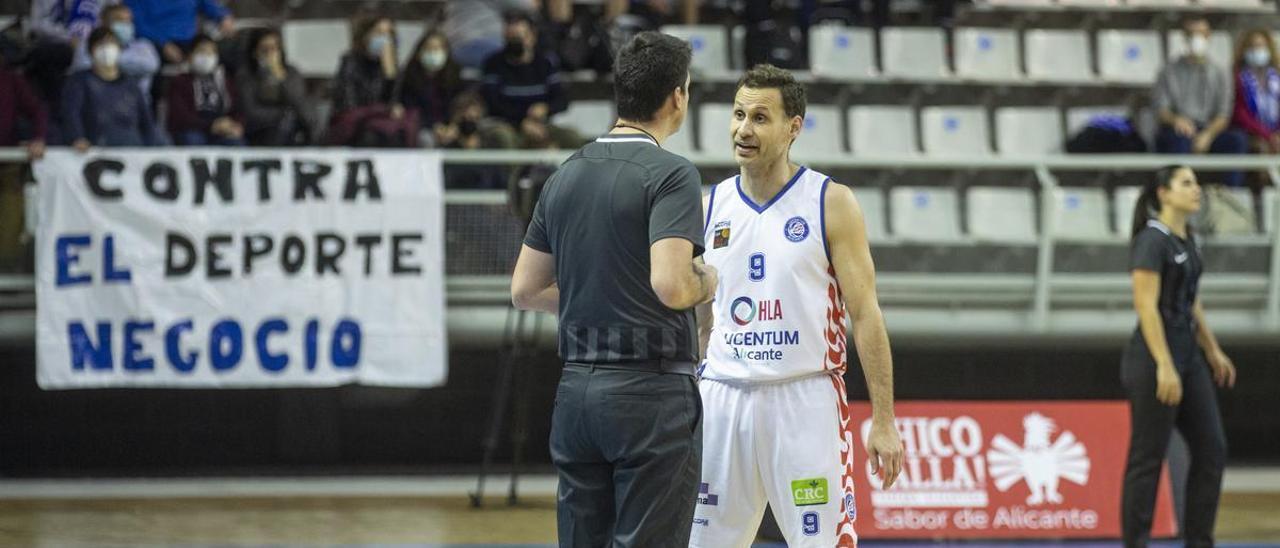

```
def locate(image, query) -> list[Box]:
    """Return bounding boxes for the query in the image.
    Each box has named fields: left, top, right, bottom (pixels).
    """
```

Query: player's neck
left=1157, top=209, right=1189, bottom=238
left=740, top=160, right=798, bottom=204
left=611, top=118, right=670, bottom=146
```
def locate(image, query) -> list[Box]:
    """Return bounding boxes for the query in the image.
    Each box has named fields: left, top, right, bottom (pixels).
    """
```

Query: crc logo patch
left=791, top=477, right=828, bottom=506
left=802, top=511, right=820, bottom=536
left=784, top=216, right=809, bottom=242
left=713, top=220, right=731, bottom=249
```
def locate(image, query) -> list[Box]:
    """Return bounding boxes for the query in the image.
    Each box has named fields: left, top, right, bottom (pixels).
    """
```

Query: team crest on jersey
left=784, top=216, right=810, bottom=242
left=713, top=220, right=731, bottom=248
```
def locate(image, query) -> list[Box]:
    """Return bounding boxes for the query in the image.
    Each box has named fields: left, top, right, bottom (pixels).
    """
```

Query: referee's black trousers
left=1121, top=333, right=1227, bottom=548
left=550, top=362, right=702, bottom=547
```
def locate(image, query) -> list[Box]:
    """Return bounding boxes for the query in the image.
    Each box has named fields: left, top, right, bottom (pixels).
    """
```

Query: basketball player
left=689, top=64, right=903, bottom=547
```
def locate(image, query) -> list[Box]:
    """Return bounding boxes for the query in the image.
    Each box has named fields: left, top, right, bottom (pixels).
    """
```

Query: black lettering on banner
left=292, top=160, right=331, bottom=201
left=315, top=233, right=345, bottom=275
left=242, top=159, right=282, bottom=201
left=165, top=232, right=197, bottom=276
left=343, top=160, right=382, bottom=201
left=191, top=158, right=234, bottom=205
left=354, top=234, right=383, bottom=275
left=243, top=234, right=274, bottom=274
left=392, top=233, right=423, bottom=275
left=144, top=162, right=180, bottom=201
left=82, top=158, right=125, bottom=199
left=281, top=235, right=306, bottom=274
left=206, top=234, right=233, bottom=279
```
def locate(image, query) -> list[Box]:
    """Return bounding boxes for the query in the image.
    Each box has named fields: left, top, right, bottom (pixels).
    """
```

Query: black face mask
left=458, top=119, right=478, bottom=136
left=504, top=40, right=525, bottom=59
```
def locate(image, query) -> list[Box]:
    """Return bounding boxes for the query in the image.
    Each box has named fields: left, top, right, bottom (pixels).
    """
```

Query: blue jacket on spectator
left=123, top=0, right=229, bottom=47
left=61, top=70, right=168, bottom=146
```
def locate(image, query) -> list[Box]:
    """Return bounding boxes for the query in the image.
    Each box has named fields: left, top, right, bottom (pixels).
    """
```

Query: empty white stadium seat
left=1129, top=0, right=1191, bottom=6
left=1065, top=106, right=1127, bottom=137
left=1057, top=0, right=1122, bottom=6
left=792, top=105, right=844, bottom=159
left=660, top=25, right=729, bottom=76
left=698, top=103, right=733, bottom=154
left=283, top=20, right=351, bottom=77
left=995, top=107, right=1063, bottom=155
left=848, top=106, right=917, bottom=156
left=881, top=27, right=950, bottom=80
left=1052, top=188, right=1112, bottom=240
left=968, top=187, right=1038, bottom=243
left=1199, top=0, right=1263, bottom=7
left=665, top=124, right=695, bottom=156
left=890, top=187, right=963, bottom=242
left=853, top=186, right=888, bottom=243
left=1025, top=30, right=1093, bottom=83
left=955, top=28, right=1021, bottom=81
left=1166, top=30, right=1235, bottom=69
left=1097, top=30, right=1162, bottom=84
left=552, top=101, right=614, bottom=139
left=978, top=0, right=1053, bottom=6
left=921, top=106, right=991, bottom=157
left=1263, top=188, right=1277, bottom=234
left=810, top=25, right=878, bottom=80
left=1114, top=186, right=1143, bottom=237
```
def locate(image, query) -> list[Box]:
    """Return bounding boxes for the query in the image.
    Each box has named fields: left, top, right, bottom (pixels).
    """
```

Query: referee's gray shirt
left=524, top=132, right=705, bottom=365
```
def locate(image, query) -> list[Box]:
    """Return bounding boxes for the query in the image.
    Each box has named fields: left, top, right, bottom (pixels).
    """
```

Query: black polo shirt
left=524, top=132, right=705, bottom=364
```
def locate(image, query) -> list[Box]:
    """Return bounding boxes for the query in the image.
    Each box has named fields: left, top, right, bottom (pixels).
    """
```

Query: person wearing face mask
left=60, top=26, right=167, bottom=150
left=165, top=34, right=244, bottom=146
left=70, top=5, right=161, bottom=101
left=1153, top=17, right=1248, bottom=186
left=235, top=28, right=318, bottom=146
left=480, top=11, right=582, bottom=150
left=327, top=14, right=420, bottom=147
left=1231, top=30, right=1280, bottom=154
left=398, top=30, right=467, bottom=148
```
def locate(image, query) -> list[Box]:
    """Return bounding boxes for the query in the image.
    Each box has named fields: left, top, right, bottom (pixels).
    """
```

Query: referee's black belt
left=564, top=359, right=697, bottom=376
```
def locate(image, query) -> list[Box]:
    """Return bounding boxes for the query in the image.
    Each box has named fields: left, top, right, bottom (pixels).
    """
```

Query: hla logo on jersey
left=792, top=478, right=829, bottom=506
left=784, top=216, right=810, bottom=242
left=987, top=412, right=1091, bottom=506
left=729, top=296, right=784, bottom=326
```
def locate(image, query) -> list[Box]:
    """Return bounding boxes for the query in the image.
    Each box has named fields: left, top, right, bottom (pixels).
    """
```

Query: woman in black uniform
left=1121, top=165, right=1238, bottom=548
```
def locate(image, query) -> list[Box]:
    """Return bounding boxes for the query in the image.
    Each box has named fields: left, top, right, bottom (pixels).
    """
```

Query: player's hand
left=696, top=261, right=718, bottom=304
left=1207, top=348, right=1236, bottom=389
left=1155, top=362, right=1183, bottom=406
left=866, top=418, right=903, bottom=490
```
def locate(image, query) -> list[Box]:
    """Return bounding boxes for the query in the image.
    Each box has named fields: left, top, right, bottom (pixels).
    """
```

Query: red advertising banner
left=849, top=401, right=1177, bottom=539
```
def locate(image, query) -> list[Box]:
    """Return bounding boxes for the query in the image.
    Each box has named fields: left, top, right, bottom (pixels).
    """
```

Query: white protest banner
left=33, top=149, right=446, bottom=389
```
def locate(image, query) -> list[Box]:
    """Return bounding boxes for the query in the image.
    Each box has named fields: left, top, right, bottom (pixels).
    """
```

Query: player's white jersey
left=702, top=166, right=847, bottom=382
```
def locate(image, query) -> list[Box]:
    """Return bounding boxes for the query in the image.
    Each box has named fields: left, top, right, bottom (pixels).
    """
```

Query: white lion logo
left=986, top=412, right=1090, bottom=506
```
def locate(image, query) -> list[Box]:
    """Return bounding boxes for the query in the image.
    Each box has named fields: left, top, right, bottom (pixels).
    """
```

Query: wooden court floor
left=1, top=493, right=1277, bottom=545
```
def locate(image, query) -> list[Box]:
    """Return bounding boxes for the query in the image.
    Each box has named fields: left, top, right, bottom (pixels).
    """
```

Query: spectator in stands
left=26, top=0, right=110, bottom=118
left=70, top=4, right=161, bottom=101
left=166, top=34, right=243, bottom=146
left=1231, top=29, right=1280, bottom=154
left=0, top=61, right=48, bottom=272
left=61, top=26, right=168, bottom=149
left=124, top=0, right=234, bottom=64
left=481, top=11, right=581, bottom=149
left=444, top=0, right=536, bottom=69
left=236, top=28, right=318, bottom=146
left=1153, top=17, right=1248, bottom=185
left=442, top=91, right=513, bottom=188
left=399, top=30, right=467, bottom=148
left=327, top=15, right=420, bottom=148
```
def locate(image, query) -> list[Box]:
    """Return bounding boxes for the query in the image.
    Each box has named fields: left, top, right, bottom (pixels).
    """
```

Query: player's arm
left=651, top=239, right=716, bottom=310
left=512, top=245, right=559, bottom=315
left=696, top=193, right=715, bottom=359
left=825, top=182, right=903, bottom=489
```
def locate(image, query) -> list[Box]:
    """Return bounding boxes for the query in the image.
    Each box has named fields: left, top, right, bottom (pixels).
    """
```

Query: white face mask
left=93, top=43, right=120, bottom=68
left=421, top=50, right=447, bottom=70
left=1247, top=46, right=1272, bottom=68
left=1188, top=34, right=1210, bottom=57
left=191, top=52, right=219, bottom=74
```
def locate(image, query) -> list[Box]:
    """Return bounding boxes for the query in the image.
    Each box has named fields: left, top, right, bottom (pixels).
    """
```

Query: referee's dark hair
left=737, top=64, right=807, bottom=120
left=614, top=32, right=693, bottom=122
left=1131, top=165, right=1190, bottom=239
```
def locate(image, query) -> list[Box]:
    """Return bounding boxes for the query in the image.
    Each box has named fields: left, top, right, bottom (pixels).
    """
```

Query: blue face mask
left=111, top=21, right=134, bottom=44
left=367, top=35, right=390, bottom=56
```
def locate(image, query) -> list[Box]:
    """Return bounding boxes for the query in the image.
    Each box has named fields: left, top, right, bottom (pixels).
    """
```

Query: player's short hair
left=736, top=64, right=807, bottom=120
left=613, top=32, right=692, bottom=123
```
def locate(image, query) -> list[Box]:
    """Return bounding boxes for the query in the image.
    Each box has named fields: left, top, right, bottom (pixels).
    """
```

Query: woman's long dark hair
left=1131, top=165, right=1190, bottom=240
left=244, top=28, right=288, bottom=75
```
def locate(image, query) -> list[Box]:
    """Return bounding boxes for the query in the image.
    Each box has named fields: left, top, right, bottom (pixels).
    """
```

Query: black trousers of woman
left=1120, top=329, right=1227, bottom=548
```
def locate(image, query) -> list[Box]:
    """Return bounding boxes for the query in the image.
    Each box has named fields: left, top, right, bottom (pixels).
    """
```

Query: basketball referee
left=511, top=32, right=717, bottom=547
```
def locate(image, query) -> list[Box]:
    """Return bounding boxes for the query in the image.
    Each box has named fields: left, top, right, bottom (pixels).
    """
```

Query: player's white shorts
left=689, top=371, right=858, bottom=548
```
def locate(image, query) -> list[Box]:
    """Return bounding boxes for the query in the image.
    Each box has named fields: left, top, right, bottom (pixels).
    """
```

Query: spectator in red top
left=1231, top=29, right=1280, bottom=153
left=166, top=33, right=244, bottom=146
left=0, top=62, right=47, bottom=272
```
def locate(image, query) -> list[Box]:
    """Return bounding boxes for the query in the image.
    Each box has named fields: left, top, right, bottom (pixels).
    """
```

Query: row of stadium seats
left=662, top=24, right=1266, bottom=85
left=979, top=0, right=1268, bottom=8
left=554, top=102, right=1136, bottom=156
left=851, top=184, right=1275, bottom=243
